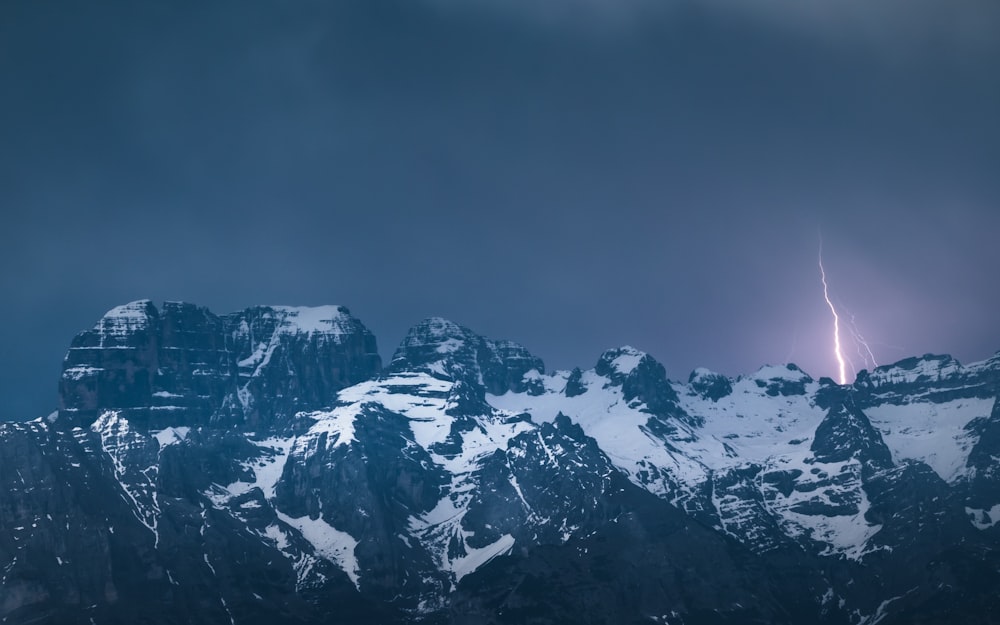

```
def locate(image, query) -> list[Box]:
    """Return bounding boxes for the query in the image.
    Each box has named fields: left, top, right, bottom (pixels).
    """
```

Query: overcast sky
left=2, top=0, right=999, bottom=419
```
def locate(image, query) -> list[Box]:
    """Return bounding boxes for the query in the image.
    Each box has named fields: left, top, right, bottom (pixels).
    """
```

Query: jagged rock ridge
left=58, top=300, right=381, bottom=431
left=3, top=301, right=999, bottom=624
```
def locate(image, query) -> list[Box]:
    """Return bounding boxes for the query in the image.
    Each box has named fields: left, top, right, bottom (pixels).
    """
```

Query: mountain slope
left=2, top=302, right=998, bottom=624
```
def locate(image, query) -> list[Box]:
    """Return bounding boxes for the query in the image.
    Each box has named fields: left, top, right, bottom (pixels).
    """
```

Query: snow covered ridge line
left=90, top=411, right=163, bottom=547
left=78, top=343, right=998, bottom=570
left=290, top=371, right=541, bottom=582
left=234, top=304, right=361, bottom=338
left=488, top=342, right=1000, bottom=560
left=185, top=370, right=553, bottom=591
left=7, top=307, right=1000, bottom=623
left=79, top=298, right=1000, bottom=387
left=58, top=299, right=382, bottom=430
left=92, top=299, right=359, bottom=336
left=860, top=351, right=1000, bottom=389
left=86, top=411, right=369, bottom=590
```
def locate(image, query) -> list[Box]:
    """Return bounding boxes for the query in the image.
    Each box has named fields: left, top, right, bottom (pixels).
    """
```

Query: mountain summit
left=3, top=302, right=999, bottom=624
left=58, top=301, right=381, bottom=430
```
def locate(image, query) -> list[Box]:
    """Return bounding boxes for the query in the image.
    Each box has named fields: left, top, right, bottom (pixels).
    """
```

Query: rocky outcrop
left=596, top=346, right=700, bottom=428
left=0, top=416, right=382, bottom=625
left=450, top=463, right=830, bottom=625
left=964, top=397, right=1000, bottom=528
left=688, top=367, right=733, bottom=401
left=6, top=306, right=1000, bottom=625
left=810, top=393, right=893, bottom=470
left=225, top=305, right=382, bottom=430
left=58, top=301, right=381, bottom=431
left=853, top=352, right=1000, bottom=406
left=749, top=364, right=812, bottom=397
left=0, top=421, right=120, bottom=622
left=388, top=317, right=544, bottom=395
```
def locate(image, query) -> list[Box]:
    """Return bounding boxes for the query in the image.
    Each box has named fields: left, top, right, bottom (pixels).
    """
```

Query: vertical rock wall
left=58, top=301, right=381, bottom=431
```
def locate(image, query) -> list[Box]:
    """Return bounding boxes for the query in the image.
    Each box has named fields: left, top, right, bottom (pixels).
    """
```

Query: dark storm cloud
left=1, top=0, right=998, bottom=419
left=435, top=0, right=1000, bottom=54
left=703, top=0, right=1000, bottom=54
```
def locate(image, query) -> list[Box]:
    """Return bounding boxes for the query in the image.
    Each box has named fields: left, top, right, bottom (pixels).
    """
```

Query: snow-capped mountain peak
left=389, top=317, right=544, bottom=395
left=4, top=302, right=1000, bottom=625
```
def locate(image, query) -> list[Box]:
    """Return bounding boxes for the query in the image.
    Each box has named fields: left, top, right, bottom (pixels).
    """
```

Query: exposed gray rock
left=5, top=307, right=999, bottom=625
left=224, top=305, right=381, bottom=429
left=810, top=392, right=893, bottom=470
left=388, top=317, right=544, bottom=395
left=58, top=301, right=381, bottom=431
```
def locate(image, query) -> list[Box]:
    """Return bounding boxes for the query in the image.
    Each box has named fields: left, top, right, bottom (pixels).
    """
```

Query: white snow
left=91, top=412, right=161, bottom=547
left=276, top=511, right=360, bottom=588
left=868, top=356, right=961, bottom=387
left=768, top=457, right=882, bottom=560
left=418, top=317, right=463, bottom=338
left=864, top=397, right=993, bottom=482
left=271, top=305, right=349, bottom=335
left=232, top=305, right=353, bottom=408
left=689, top=367, right=720, bottom=382
left=680, top=373, right=825, bottom=469
left=609, top=347, right=644, bottom=375
left=295, top=405, right=363, bottom=453
left=749, top=364, right=811, bottom=382
left=488, top=365, right=888, bottom=558
left=152, top=391, right=183, bottom=399
left=450, top=534, right=515, bottom=581
left=219, top=596, right=235, bottom=625
left=99, top=301, right=152, bottom=324
left=435, top=337, right=464, bottom=354
left=332, top=373, right=454, bottom=449
left=209, top=436, right=295, bottom=504
left=858, top=588, right=916, bottom=625
left=238, top=338, right=280, bottom=380
left=62, top=366, right=102, bottom=380
left=93, top=301, right=152, bottom=342
left=237, top=342, right=269, bottom=369
left=153, top=426, right=190, bottom=448
left=305, top=370, right=545, bottom=583
left=264, top=523, right=291, bottom=550
left=330, top=371, right=539, bottom=581
left=687, top=379, right=885, bottom=560
left=203, top=552, right=216, bottom=576
left=490, top=369, right=714, bottom=500
left=200, top=435, right=373, bottom=590
left=966, top=504, right=1000, bottom=529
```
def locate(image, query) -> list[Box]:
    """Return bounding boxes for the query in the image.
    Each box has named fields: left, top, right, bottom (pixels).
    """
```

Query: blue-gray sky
left=2, top=0, right=999, bottom=419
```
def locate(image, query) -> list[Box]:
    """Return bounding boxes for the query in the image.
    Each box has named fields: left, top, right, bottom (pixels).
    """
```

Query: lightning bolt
left=818, top=242, right=847, bottom=385
left=846, top=309, right=879, bottom=370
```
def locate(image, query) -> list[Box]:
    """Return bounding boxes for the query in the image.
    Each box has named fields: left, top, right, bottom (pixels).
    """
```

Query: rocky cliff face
left=388, top=317, right=544, bottom=395
left=853, top=352, right=1000, bottom=405
left=58, top=301, right=381, bottom=431
left=225, top=305, right=382, bottom=430
left=5, top=303, right=1000, bottom=624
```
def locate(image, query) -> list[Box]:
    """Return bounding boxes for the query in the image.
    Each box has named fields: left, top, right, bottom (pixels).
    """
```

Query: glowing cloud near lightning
left=818, top=243, right=848, bottom=385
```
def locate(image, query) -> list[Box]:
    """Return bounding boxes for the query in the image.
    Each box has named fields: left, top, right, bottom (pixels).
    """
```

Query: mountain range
left=2, top=300, right=998, bottom=624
